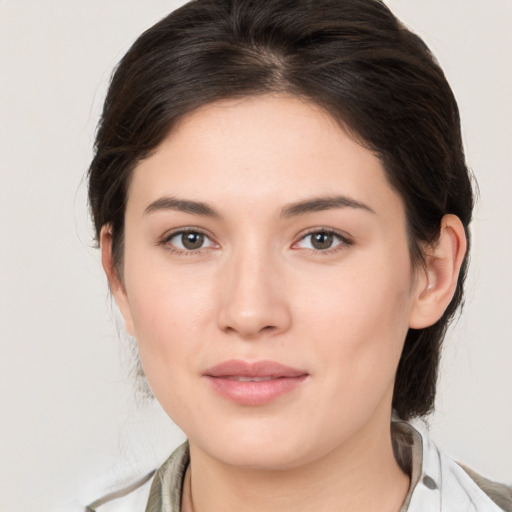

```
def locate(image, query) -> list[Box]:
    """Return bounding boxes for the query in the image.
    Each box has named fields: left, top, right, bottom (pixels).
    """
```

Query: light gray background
left=1, top=1, right=511, bottom=511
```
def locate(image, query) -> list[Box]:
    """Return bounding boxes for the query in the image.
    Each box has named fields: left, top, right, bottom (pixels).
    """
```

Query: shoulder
left=461, top=464, right=512, bottom=512
left=85, top=443, right=189, bottom=512
left=85, top=470, right=156, bottom=512
left=394, top=420, right=512, bottom=512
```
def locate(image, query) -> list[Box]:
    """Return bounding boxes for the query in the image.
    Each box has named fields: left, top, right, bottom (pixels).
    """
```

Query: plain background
left=1, top=1, right=511, bottom=510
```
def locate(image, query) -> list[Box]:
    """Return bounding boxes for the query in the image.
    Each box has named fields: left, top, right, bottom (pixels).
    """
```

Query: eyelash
left=159, top=228, right=353, bottom=256
left=293, top=228, right=353, bottom=255
left=159, top=228, right=217, bottom=256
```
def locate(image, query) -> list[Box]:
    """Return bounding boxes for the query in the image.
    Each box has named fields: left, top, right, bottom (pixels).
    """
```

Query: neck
left=184, top=414, right=410, bottom=512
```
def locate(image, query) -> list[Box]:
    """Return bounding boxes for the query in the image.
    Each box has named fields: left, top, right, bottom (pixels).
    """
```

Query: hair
left=88, top=0, right=474, bottom=420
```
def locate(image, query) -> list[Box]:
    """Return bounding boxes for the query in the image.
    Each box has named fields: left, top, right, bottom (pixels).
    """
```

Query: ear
left=409, top=214, right=467, bottom=329
left=100, top=225, right=135, bottom=336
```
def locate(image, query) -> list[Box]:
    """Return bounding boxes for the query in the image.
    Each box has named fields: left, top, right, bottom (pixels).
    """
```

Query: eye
left=294, top=230, right=349, bottom=252
left=165, top=230, right=215, bottom=252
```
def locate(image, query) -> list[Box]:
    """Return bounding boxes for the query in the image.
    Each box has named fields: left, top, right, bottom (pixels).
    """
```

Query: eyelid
left=292, top=227, right=353, bottom=252
left=159, top=227, right=219, bottom=254
left=158, top=226, right=352, bottom=255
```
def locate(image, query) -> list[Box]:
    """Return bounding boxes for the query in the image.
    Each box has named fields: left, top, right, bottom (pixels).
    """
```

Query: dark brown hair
left=88, top=0, right=473, bottom=420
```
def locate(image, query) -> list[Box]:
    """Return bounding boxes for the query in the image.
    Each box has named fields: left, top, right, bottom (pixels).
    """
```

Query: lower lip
left=205, top=375, right=307, bottom=406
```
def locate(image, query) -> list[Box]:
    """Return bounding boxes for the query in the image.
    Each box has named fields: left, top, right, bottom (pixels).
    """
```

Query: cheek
left=297, top=282, right=412, bottom=431
left=126, top=280, right=208, bottom=420
left=301, top=258, right=412, bottom=329
left=123, top=258, right=217, bottom=390
left=129, top=278, right=212, bottom=350
left=124, top=238, right=214, bottom=334
left=295, top=254, right=414, bottom=381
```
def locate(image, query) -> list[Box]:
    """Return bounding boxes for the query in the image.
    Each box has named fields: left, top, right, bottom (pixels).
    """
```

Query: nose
left=216, top=247, right=292, bottom=339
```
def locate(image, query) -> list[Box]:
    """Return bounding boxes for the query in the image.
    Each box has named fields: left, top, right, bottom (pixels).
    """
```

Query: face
left=109, top=95, right=429, bottom=470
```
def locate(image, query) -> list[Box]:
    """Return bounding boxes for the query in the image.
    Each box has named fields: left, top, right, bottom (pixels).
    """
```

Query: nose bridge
left=217, top=236, right=290, bottom=337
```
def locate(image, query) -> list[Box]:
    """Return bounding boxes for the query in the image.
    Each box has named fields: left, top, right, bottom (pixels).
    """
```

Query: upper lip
left=204, top=359, right=308, bottom=379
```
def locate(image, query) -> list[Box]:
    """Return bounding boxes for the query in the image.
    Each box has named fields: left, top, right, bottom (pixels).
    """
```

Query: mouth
left=223, top=376, right=277, bottom=382
left=204, top=359, right=308, bottom=406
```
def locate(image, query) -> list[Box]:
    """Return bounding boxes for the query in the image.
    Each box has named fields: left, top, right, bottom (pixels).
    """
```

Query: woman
left=87, top=0, right=511, bottom=510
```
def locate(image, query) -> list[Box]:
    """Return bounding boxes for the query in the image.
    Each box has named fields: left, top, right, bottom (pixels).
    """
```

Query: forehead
left=128, top=94, right=403, bottom=220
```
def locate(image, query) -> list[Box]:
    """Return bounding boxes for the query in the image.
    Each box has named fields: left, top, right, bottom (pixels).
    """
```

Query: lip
left=203, top=359, right=308, bottom=406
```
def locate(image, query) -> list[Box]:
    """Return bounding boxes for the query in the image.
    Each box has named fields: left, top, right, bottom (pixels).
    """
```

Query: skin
left=102, top=94, right=466, bottom=512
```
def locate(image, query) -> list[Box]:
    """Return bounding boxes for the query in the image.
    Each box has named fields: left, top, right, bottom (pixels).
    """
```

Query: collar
left=89, top=421, right=507, bottom=511
left=394, top=421, right=505, bottom=511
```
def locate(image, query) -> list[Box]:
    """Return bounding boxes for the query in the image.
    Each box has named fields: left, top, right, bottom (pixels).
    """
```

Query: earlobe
left=100, top=225, right=135, bottom=336
left=409, top=214, right=467, bottom=329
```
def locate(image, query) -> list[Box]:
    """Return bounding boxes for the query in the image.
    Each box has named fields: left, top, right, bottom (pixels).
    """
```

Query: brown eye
left=310, top=232, right=334, bottom=250
left=181, top=232, right=205, bottom=250
left=295, top=230, right=348, bottom=252
left=167, top=230, right=213, bottom=252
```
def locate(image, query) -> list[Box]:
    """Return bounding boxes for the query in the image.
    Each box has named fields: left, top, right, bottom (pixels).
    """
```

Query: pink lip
left=203, top=360, right=308, bottom=406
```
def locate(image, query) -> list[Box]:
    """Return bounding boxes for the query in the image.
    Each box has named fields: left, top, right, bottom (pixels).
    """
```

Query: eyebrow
left=144, top=197, right=220, bottom=217
left=143, top=194, right=375, bottom=218
left=280, top=195, right=375, bottom=217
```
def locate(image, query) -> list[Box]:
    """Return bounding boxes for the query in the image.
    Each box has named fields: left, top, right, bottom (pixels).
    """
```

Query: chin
left=211, top=442, right=314, bottom=471
left=188, top=418, right=341, bottom=471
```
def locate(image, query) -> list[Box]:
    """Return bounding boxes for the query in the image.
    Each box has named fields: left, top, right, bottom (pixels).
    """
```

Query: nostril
left=223, top=323, right=277, bottom=337
left=216, top=278, right=292, bottom=337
